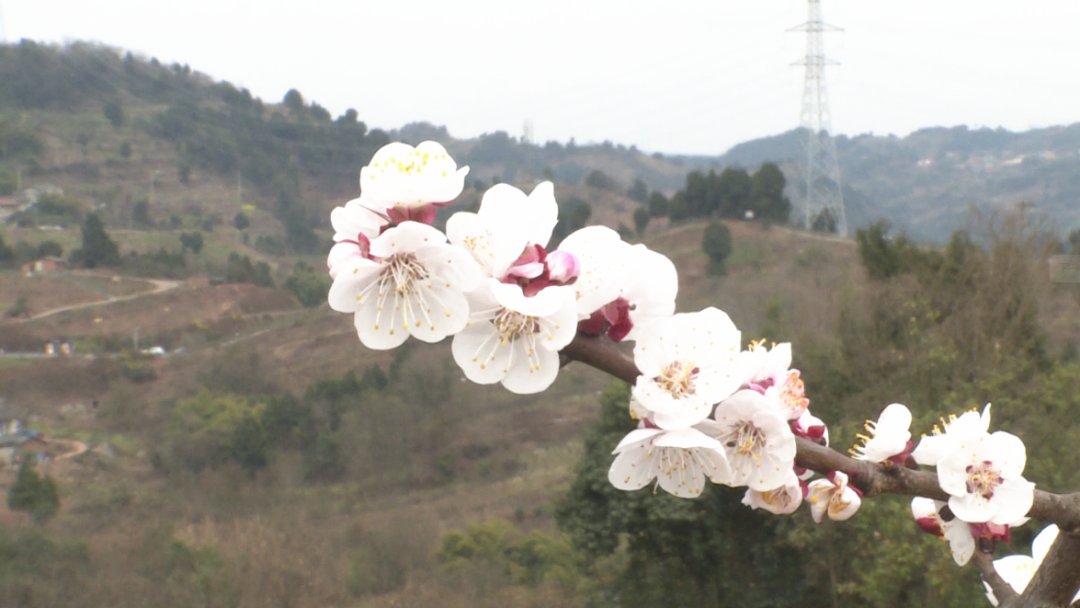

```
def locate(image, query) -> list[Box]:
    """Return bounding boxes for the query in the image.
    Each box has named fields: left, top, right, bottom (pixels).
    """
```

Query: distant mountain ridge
left=716, top=125, right=1080, bottom=242
left=2, top=40, right=1078, bottom=244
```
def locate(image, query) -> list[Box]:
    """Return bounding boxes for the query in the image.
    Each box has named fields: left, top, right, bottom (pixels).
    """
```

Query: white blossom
left=608, top=426, right=732, bottom=498
left=446, top=181, right=558, bottom=280
left=937, top=431, right=1034, bottom=525
left=742, top=469, right=804, bottom=515
left=709, top=389, right=796, bottom=491
left=359, top=141, right=468, bottom=210
left=912, top=403, right=992, bottom=466
left=328, top=222, right=480, bottom=349
left=910, top=497, right=976, bottom=566
left=632, top=308, right=745, bottom=430
left=451, top=281, right=577, bottom=394
left=807, top=471, right=862, bottom=523
left=851, top=403, right=912, bottom=463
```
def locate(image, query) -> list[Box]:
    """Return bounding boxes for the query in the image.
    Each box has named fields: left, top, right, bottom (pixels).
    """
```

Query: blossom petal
left=451, top=324, right=511, bottom=385
left=987, top=478, right=1035, bottom=526
left=501, top=343, right=560, bottom=394
left=608, top=444, right=657, bottom=491
left=943, top=520, right=976, bottom=565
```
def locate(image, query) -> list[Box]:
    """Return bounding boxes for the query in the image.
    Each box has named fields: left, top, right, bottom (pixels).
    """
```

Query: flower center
left=965, top=460, right=1003, bottom=499
left=656, top=361, right=698, bottom=399
left=384, top=253, right=428, bottom=295
left=728, top=420, right=766, bottom=458
left=493, top=308, right=539, bottom=343
left=781, top=370, right=809, bottom=415
left=761, top=486, right=794, bottom=509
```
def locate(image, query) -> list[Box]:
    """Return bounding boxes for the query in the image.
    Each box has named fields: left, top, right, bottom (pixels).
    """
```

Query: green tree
left=553, top=197, right=591, bottom=241
left=1068, top=229, right=1080, bottom=253
left=811, top=208, right=837, bottom=233
left=702, top=220, right=733, bottom=275
left=233, top=212, right=250, bottom=230
left=627, top=178, right=649, bottom=203
left=229, top=415, right=269, bottom=476
left=132, top=199, right=152, bottom=227
left=163, top=391, right=267, bottom=473
left=749, top=162, right=790, bottom=222
left=35, top=240, right=62, bottom=258
left=715, top=167, right=752, bottom=217
left=179, top=231, right=204, bottom=254
left=74, top=213, right=120, bottom=268
left=632, top=207, right=650, bottom=236
left=647, top=191, right=669, bottom=217
left=8, top=459, right=60, bottom=523
left=285, top=261, right=330, bottom=307
left=585, top=169, right=617, bottom=191
left=283, top=88, right=305, bottom=113
left=0, top=233, right=14, bottom=263
left=0, top=167, right=17, bottom=195
left=103, top=99, right=125, bottom=127
left=225, top=252, right=256, bottom=283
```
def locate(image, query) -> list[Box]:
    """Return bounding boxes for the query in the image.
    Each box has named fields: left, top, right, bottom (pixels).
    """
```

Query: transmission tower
left=790, top=0, right=847, bottom=235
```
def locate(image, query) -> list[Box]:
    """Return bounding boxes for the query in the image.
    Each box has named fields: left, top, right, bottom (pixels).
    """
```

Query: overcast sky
left=3, top=0, right=1079, bottom=155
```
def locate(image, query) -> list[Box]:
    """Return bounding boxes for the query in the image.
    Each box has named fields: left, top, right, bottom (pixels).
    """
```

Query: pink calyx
left=578, top=297, right=633, bottom=342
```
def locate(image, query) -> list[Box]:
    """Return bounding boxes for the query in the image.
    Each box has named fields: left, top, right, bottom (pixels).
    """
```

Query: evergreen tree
left=633, top=207, right=651, bottom=236
left=627, top=178, right=649, bottom=204
left=647, top=191, right=669, bottom=218
left=715, top=168, right=752, bottom=218
left=75, top=213, right=120, bottom=268
left=8, top=459, right=60, bottom=523
left=749, top=163, right=790, bottom=222
left=702, top=220, right=733, bottom=276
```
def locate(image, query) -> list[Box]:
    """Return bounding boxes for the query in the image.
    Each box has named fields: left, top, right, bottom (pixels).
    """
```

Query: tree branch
left=563, top=332, right=1080, bottom=605
left=974, top=549, right=1019, bottom=606
left=1015, top=532, right=1080, bottom=608
left=561, top=333, right=1080, bottom=527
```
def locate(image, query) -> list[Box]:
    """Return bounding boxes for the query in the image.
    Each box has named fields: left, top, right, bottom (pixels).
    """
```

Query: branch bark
left=562, top=332, right=1080, bottom=606
left=1014, top=532, right=1080, bottom=608
left=975, top=549, right=1020, bottom=606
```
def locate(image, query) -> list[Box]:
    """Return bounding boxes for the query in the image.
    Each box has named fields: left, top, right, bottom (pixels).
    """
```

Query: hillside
left=5, top=39, right=1080, bottom=607
left=718, top=125, right=1080, bottom=242
left=0, top=213, right=867, bottom=606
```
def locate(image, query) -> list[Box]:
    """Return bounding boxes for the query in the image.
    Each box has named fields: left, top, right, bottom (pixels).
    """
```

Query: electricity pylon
left=790, top=0, right=847, bottom=235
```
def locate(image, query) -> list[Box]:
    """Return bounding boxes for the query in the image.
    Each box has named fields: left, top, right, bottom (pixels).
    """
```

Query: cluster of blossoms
left=903, top=405, right=1036, bottom=569
left=328, top=141, right=1051, bottom=603
left=328, top=140, right=675, bottom=394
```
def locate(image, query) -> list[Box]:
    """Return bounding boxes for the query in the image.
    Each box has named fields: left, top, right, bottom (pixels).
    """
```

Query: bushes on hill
left=284, top=261, right=330, bottom=308
left=8, top=459, right=61, bottom=524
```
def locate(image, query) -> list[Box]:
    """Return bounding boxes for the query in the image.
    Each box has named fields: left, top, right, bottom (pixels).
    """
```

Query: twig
left=562, top=331, right=1080, bottom=605
left=560, top=332, right=1080, bottom=529
left=973, top=549, right=1019, bottom=607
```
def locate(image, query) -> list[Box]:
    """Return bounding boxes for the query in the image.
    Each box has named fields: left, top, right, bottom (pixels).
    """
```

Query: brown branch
left=1015, top=531, right=1080, bottom=608
left=561, top=332, right=1080, bottom=524
left=561, top=331, right=1080, bottom=606
left=974, top=549, right=1020, bottom=607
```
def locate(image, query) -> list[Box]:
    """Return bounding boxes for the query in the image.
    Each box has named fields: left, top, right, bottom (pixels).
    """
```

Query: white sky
left=3, top=0, right=1080, bottom=155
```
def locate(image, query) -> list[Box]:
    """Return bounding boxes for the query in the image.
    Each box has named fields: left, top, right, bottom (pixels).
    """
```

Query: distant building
left=21, top=256, right=68, bottom=276
left=0, top=417, right=45, bottom=449
left=0, top=196, right=17, bottom=222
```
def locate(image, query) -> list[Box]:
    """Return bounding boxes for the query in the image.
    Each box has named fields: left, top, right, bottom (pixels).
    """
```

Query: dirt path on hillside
left=53, top=437, right=89, bottom=460
left=18, top=277, right=182, bottom=322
